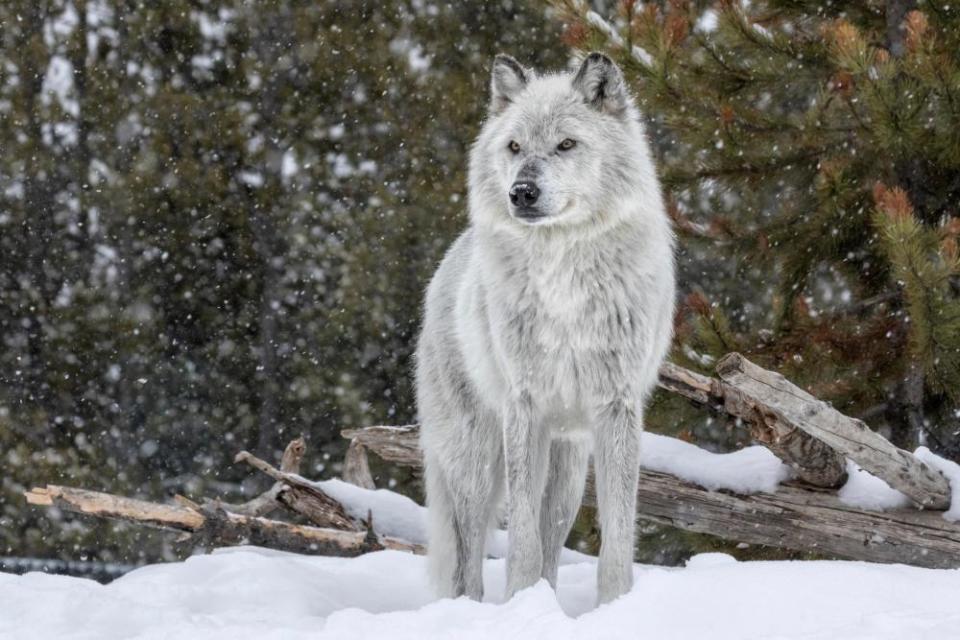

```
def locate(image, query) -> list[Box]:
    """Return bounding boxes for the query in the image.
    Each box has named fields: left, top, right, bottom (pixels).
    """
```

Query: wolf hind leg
left=425, top=412, right=503, bottom=601
left=425, top=457, right=463, bottom=598
left=539, top=437, right=590, bottom=587
left=594, top=400, right=642, bottom=605
left=451, top=444, right=503, bottom=600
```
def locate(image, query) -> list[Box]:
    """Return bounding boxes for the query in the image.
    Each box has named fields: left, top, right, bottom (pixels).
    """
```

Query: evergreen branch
left=720, top=5, right=832, bottom=69
left=874, top=208, right=960, bottom=401
left=671, top=149, right=824, bottom=182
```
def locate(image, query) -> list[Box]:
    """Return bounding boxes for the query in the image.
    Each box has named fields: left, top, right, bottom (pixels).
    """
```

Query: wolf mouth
left=516, top=213, right=547, bottom=223
left=513, top=200, right=574, bottom=224
left=513, top=209, right=548, bottom=223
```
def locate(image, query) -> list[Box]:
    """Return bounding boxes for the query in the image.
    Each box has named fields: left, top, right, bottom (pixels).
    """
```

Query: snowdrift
left=3, top=547, right=960, bottom=639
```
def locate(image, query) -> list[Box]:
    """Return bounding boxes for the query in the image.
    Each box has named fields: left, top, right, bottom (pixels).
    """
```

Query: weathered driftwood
left=341, top=424, right=960, bottom=569
left=188, top=502, right=384, bottom=556
left=716, top=353, right=951, bottom=509
left=658, top=361, right=847, bottom=488
left=342, top=425, right=421, bottom=468
left=25, top=435, right=427, bottom=556
left=23, top=484, right=422, bottom=556
left=656, top=361, right=718, bottom=406
left=218, top=436, right=306, bottom=517
left=344, top=440, right=377, bottom=490
left=342, top=425, right=420, bottom=465
left=25, top=485, right=204, bottom=530
left=234, top=449, right=362, bottom=531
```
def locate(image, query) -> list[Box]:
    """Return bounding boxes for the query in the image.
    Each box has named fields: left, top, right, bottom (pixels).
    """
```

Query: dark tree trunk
left=68, top=0, right=93, bottom=266
left=249, top=8, right=292, bottom=457
left=18, top=3, right=57, bottom=415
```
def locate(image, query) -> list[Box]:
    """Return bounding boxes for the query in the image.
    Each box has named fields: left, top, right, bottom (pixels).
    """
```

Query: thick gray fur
left=416, top=52, right=676, bottom=606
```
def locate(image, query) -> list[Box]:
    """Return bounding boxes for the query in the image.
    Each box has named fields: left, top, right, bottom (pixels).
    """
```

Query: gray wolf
left=416, top=52, right=676, bottom=605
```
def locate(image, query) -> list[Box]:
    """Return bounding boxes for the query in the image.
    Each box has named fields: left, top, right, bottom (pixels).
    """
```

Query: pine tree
left=552, top=0, right=960, bottom=456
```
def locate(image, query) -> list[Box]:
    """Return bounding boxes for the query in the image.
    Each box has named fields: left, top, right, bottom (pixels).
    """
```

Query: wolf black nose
left=509, top=181, right=540, bottom=208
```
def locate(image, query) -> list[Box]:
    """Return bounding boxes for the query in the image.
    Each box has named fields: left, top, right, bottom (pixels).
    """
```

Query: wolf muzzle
left=509, top=181, right=541, bottom=218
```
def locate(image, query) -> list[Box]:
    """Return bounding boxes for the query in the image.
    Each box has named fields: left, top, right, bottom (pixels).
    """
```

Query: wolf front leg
left=594, top=399, right=641, bottom=604
left=539, top=438, right=590, bottom=587
left=424, top=438, right=502, bottom=601
left=502, top=391, right=551, bottom=598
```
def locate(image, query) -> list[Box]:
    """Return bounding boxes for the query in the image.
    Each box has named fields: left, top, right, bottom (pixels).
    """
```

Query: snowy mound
left=3, top=547, right=960, bottom=639
left=312, top=478, right=594, bottom=564
left=640, top=432, right=792, bottom=493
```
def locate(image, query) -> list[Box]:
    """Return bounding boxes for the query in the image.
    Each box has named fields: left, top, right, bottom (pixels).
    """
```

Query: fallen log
left=25, top=485, right=204, bottom=531
left=716, top=353, right=951, bottom=509
left=598, top=470, right=960, bottom=569
left=341, top=424, right=960, bottom=569
left=25, top=434, right=427, bottom=557
left=23, top=484, right=422, bottom=556
left=658, top=361, right=847, bottom=488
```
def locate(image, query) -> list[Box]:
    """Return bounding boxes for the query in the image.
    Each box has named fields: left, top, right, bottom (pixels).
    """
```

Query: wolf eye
left=508, top=140, right=521, bottom=154
left=558, top=138, right=577, bottom=151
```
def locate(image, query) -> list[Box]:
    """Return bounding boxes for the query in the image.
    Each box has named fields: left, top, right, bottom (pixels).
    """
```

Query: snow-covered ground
left=3, top=547, right=960, bottom=639
left=4, top=432, right=960, bottom=639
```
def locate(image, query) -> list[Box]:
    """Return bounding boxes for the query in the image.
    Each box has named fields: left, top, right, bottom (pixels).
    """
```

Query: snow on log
left=716, top=353, right=951, bottom=509
left=658, top=361, right=847, bottom=488
left=341, top=425, right=960, bottom=569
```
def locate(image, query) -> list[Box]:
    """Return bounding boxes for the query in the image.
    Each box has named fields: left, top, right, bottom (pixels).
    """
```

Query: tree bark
left=590, top=469, right=960, bottom=569
left=342, top=425, right=421, bottom=467
left=885, top=0, right=916, bottom=59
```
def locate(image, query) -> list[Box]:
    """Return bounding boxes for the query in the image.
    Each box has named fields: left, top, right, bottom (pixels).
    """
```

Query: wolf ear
left=572, top=52, right=629, bottom=117
left=490, top=54, right=530, bottom=114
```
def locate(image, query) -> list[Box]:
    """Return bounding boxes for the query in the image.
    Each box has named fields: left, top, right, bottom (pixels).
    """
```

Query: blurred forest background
left=2, top=0, right=959, bottom=573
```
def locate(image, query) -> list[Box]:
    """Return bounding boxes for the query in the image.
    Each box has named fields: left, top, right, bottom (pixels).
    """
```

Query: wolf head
left=469, top=53, right=658, bottom=232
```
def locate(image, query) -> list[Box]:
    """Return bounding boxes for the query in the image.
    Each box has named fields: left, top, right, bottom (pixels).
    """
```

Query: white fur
left=416, top=53, right=676, bottom=605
